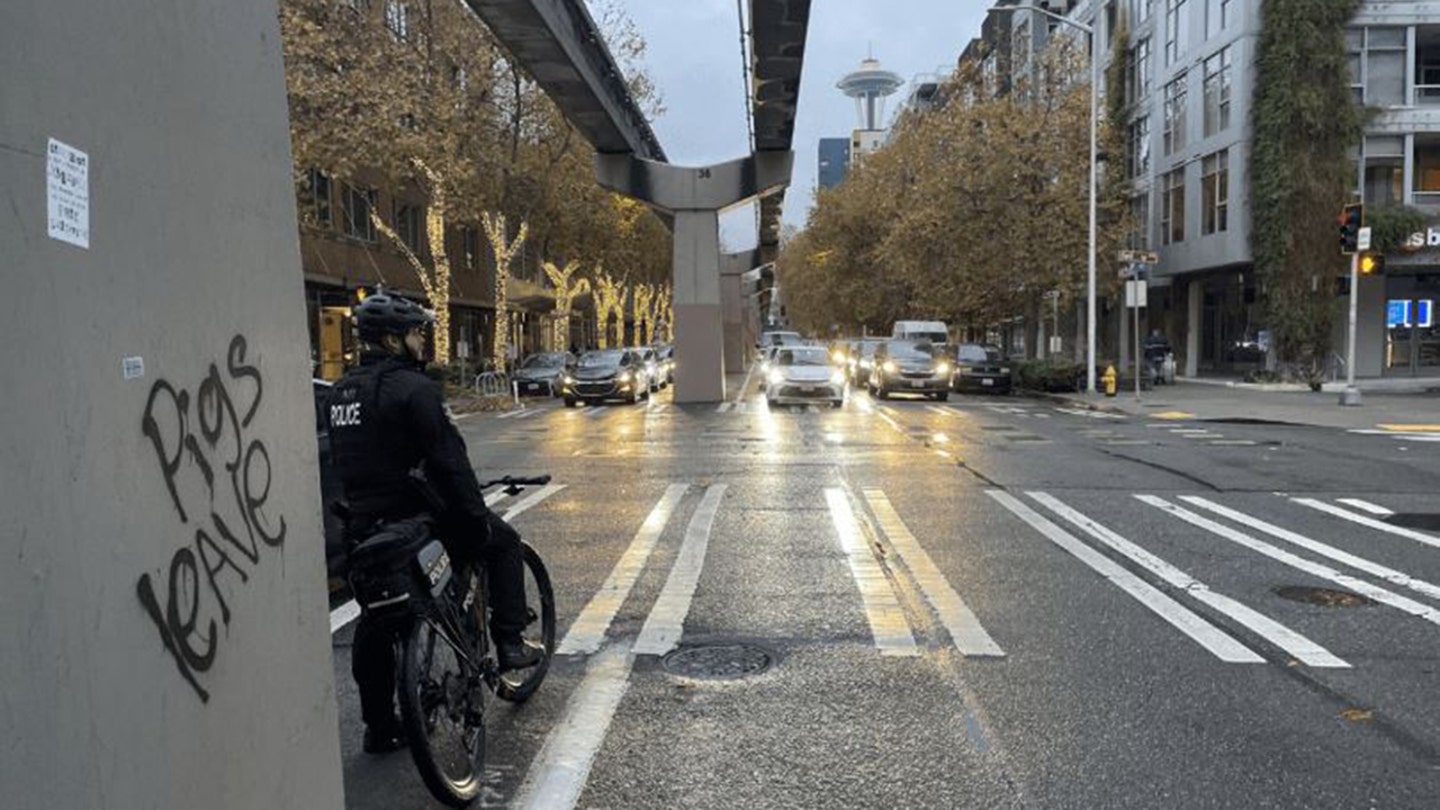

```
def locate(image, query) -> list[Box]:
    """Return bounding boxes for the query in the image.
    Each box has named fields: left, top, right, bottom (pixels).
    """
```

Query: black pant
left=352, top=511, right=528, bottom=729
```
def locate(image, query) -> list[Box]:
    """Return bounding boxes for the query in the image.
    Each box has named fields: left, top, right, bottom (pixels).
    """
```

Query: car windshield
left=777, top=348, right=830, bottom=366
left=858, top=342, right=881, bottom=358
left=956, top=345, right=1001, bottom=363
left=521, top=353, right=566, bottom=369
left=577, top=350, right=623, bottom=368
left=887, top=340, right=934, bottom=360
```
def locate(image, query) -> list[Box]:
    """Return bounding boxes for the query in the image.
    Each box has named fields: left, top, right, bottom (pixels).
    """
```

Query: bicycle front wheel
left=496, top=542, right=556, bottom=703
left=399, top=614, right=485, bottom=807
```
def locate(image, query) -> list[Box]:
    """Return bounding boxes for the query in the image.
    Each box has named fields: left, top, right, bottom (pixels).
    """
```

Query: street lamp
left=985, top=4, right=1099, bottom=393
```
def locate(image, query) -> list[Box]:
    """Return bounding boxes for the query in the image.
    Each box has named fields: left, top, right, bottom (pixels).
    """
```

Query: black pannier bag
left=347, top=515, right=446, bottom=618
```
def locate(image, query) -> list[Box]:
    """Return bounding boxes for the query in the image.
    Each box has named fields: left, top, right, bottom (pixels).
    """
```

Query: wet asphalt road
left=332, top=376, right=1440, bottom=809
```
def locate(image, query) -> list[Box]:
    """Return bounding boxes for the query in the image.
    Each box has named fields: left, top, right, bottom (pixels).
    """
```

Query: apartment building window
left=1162, top=167, right=1186, bottom=245
left=1346, top=29, right=1365, bottom=104
left=461, top=227, right=479, bottom=270
left=1126, top=38, right=1153, bottom=104
left=1202, top=149, right=1229, bottom=235
left=308, top=169, right=332, bottom=228
left=1166, top=0, right=1190, bottom=66
left=1205, top=0, right=1233, bottom=39
left=1163, top=73, right=1187, bottom=155
left=1130, top=116, right=1152, bottom=178
left=1413, top=135, right=1440, bottom=199
left=341, top=185, right=377, bottom=242
left=1132, top=0, right=1154, bottom=24
left=385, top=1, right=409, bottom=42
left=395, top=205, right=422, bottom=253
left=1129, top=192, right=1151, bottom=250
left=1364, top=135, right=1404, bottom=206
left=1368, top=28, right=1406, bottom=107
left=1202, top=47, right=1232, bottom=136
left=1013, top=19, right=1032, bottom=77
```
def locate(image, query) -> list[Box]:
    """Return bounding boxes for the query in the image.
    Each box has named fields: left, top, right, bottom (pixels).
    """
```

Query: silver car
left=763, top=346, right=846, bottom=407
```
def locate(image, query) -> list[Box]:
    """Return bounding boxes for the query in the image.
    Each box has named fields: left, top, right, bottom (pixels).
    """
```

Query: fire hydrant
left=1102, top=365, right=1118, bottom=397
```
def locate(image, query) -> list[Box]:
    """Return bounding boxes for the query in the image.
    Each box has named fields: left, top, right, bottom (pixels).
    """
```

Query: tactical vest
left=329, top=358, right=423, bottom=523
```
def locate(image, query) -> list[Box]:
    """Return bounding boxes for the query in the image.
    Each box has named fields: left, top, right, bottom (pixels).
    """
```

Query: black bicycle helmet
left=353, top=288, right=434, bottom=342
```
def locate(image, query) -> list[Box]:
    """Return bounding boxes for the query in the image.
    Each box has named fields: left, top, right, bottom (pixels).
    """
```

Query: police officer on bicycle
left=329, top=288, right=542, bottom=753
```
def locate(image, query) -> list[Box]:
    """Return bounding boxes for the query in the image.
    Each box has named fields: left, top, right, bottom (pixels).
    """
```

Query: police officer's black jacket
left=328, top=351, right=490, bottom=527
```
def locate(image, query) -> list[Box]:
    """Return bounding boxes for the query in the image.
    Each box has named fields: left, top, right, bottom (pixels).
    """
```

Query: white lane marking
left=1182, top=497, right=1440, bottom=603
left=1029, top=493, right=1347, bottom=668
left=926, top=405, right=951, bottom=416
left=715, top=402, right=733, bottom=413
left=633, top=485, right=727, bottom=656
left=1293, top=498, right=1440, bottom=550
left=880, top=406, right=900, bottom=416
left=329, top=599, right=361, bottom=634
left=863, top=490, right=1004, bottom=657
left=557, top=484, right=690, bottom=655
left=503, top=484, right=566, bottom=522
left=647, top=402, right=669, bottom=414
left=1338, top=498, right=1394, bottom=516
left=824, top=488, right=918, bottom=656
left=584, top=406, right=606, bottom=416
left=512, top=641, right=633, bottom=810
left=496, top=408, right=527, bottom=420
left=1140, top=496, right=1440, bottom=628
left=1209, top=440, right=1257, bottom=446
left=1170, top=428, right=1211, bottom=434
left=987, top=490, right=1263, bottom=663
left=485, top=489, right=513, bottom=509
left=735, top=361, right=759, bottom=404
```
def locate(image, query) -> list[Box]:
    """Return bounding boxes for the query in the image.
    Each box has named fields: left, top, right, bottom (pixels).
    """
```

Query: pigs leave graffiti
left=136, top=335, right=286, bottom=703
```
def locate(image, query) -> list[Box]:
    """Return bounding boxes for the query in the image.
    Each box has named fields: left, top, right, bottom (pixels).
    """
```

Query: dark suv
left=951, top=344, right=1012, bottom=393
left=868, top=339, right=951, bottom=401
left=559, top=349, right=651, bottom=406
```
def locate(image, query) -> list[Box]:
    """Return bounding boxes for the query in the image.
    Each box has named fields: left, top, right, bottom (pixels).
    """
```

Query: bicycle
left=345, top=475, right=557, bottom=807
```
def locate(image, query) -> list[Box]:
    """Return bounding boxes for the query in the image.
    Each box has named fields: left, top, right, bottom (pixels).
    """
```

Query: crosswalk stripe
left=1139, top=495, right=1440, bottom=628
left=1292, top=498, right=1440, bottom=550
left=497, top=408, right=527, bottom=420
left=926, top=405, right=951, bottom=416
left=988, top=490, right=1264, bottom=663
left=512, top=640, right=633, bottom=810
left=1181, top=496, right=1440, bottom=604
left=329, top=599, right=361, bottom=634
left=583, top=406, right=605, bottom=416
left=716, top=402, right=732, bottom=413
left=1338, top=498, right=1393, bottom=516
left=503, top=484, right=566, bottom=522
left=485, top=489, right=513, bottom=509
left=557, top=484, right=690, bottom=655
left=1028, top=493, right=1347, bottom=668
left=824, top=488, right=918, bottom=656
left=633, top=485, right=727, bottom=656
left=863, top=490, right=1004, bottom=657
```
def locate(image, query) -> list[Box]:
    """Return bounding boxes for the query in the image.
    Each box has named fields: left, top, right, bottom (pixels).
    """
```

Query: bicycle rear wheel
left=399, top=607, right=485, bottom=807
left=496, top=543, right=556, bottom=703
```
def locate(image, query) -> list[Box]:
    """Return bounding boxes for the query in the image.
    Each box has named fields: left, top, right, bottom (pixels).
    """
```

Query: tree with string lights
left=482, top=212, right=528, bottom=369
left=543, top=259, right=591, bottom=351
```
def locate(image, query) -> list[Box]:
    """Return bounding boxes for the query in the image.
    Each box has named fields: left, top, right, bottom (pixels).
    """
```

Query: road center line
left=503, top=484, right=566, bottom=521
left=633, top=485, right=727, bottom=656
left=1292, top=498, right=1440, bottom=549
left=511, top=640, right=633, bottom=810
left=987, top=490, right=1263, bottom=663
left=557, top=484, right=690, bottom=655
left=1181, top=496, right=1440, bottom=603
left=1029, top=492, right=1346, bottom=668
left=863, top=490, right=1004, bottom=657
left=1139, top=495, right=1440, bottom=627
left=824, top=488, right=918, bottom=656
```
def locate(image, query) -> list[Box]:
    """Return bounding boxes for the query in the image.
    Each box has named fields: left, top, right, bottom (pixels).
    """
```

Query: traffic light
left=1338, top=203, right=1363, bottom=255
left=1360, top=252, right=1384, bottom=275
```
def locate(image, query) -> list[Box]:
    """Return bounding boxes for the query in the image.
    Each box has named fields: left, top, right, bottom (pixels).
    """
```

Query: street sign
left=1357, top=226, right=1372, bottom=252
left=1125, top=279, right=1148, bottom=308
left=1118, top=249, right=1159, bottom=265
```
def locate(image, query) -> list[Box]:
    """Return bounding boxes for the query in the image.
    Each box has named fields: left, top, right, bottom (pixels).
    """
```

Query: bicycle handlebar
left=478, top=474, right=552, bottom=490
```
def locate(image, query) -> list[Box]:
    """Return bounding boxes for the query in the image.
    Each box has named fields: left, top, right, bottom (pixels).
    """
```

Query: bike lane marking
left=556, top=484, right=691, bottom=655
left=633, top=485, right=727, bottom=656
left=1029, top=492, right=1347, bottom=668
left=1292, top=498, right=1440, bottom=550
left=502, top=484, right=566, bottom=522
left=863, top=489, right=1004, bottom=657
left=1336, top=498, right=1393, bottom=516
left=825, top=488, right=919, bottom=657
left=987, top=490, right=1264, bottom=664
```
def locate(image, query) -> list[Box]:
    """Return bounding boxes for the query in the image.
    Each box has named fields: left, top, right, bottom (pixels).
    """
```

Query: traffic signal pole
left=1341, top=250, right=1362, bottom=406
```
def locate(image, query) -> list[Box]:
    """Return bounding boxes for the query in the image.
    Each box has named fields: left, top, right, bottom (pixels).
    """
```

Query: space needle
left=836, top=54, right=904, bottom=131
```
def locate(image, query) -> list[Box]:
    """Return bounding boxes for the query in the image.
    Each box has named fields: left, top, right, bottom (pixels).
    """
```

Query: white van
left=891, top=321, right=949, bottom=345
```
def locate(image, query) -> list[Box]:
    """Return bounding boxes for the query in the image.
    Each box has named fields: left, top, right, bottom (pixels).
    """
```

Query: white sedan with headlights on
left=763, top=346, right=846, bottom=408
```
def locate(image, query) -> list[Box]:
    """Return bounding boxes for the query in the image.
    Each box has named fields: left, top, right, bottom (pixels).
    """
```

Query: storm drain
left=662, top=643, right=773, bottom=680
left=1274, top=586, right=1375, bottom=608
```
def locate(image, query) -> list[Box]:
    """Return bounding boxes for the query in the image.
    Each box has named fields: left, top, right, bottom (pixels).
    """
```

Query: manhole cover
left=1275, top=585, right=1375, bottom=607
left=662, top=643, right=772, bottom=680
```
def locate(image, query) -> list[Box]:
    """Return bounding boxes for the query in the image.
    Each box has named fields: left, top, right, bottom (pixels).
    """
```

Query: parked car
left=513, top=351, right=573, bottom=397
left=637, top=347, right=664, bottom=392
left=559, top=349, right=650, bottom=406
left=764, top=346, right=846, bottom=407
left=868, top=339, right=951, bottom=401
left=950, top=344, right=1012, bottom=393
left=655, top=345, right=675, bottom=384
left=847, top=338, right=884, bottom=383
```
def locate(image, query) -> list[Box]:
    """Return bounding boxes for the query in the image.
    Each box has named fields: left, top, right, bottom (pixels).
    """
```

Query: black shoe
left=496, top=638, right=545, bottom=671
left=362, top=722, right=407, bottom=754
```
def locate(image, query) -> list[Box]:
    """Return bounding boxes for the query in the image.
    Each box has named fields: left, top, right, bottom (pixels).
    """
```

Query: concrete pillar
left=1, top=1, right=343, bottom=808
left=1186, top=279, right=1202, bottom=377
left=595, top=151, right=793, bottom=403
left=720, top=250, right=758, bottom=378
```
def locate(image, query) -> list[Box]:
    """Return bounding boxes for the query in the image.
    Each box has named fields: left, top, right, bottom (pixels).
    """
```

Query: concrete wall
left=0, top=2, right=344, bottom=808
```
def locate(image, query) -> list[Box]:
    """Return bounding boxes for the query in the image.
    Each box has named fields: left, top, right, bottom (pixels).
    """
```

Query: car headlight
left=831, top=351, right=846, bottom=363
left=935, top=362, right=952, bottom=377
left=882, top=360, right=896, bottom=374
left=830, top=370, right=846, bottom=385
left=768, top=368, right=785, bottom=385
left=563, top=375, right=575, bottom=386
left=618, top=371, right=632, bottom=383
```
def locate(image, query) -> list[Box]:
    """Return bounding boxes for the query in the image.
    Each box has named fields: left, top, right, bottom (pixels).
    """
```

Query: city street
left=331, top=376, right=1440, bottom=809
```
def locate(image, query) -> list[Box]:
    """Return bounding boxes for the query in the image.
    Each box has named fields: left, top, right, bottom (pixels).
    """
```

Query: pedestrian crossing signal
left=1360, top=252, right=1383, bottom=275
left=1338, top=203, right=1363, bottom=255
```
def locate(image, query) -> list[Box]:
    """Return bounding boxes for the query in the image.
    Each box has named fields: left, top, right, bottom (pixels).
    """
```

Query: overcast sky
left=621, top=1, right=990, bottom=250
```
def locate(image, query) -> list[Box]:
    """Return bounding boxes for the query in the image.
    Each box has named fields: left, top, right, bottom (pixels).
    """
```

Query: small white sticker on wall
left=47, top=138, right=89, bottom=249
left=122, top=356, right=144, bottom=380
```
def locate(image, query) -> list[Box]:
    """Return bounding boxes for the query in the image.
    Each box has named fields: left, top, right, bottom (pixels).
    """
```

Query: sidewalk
left=1049, top=379, right=1440, bottom=431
